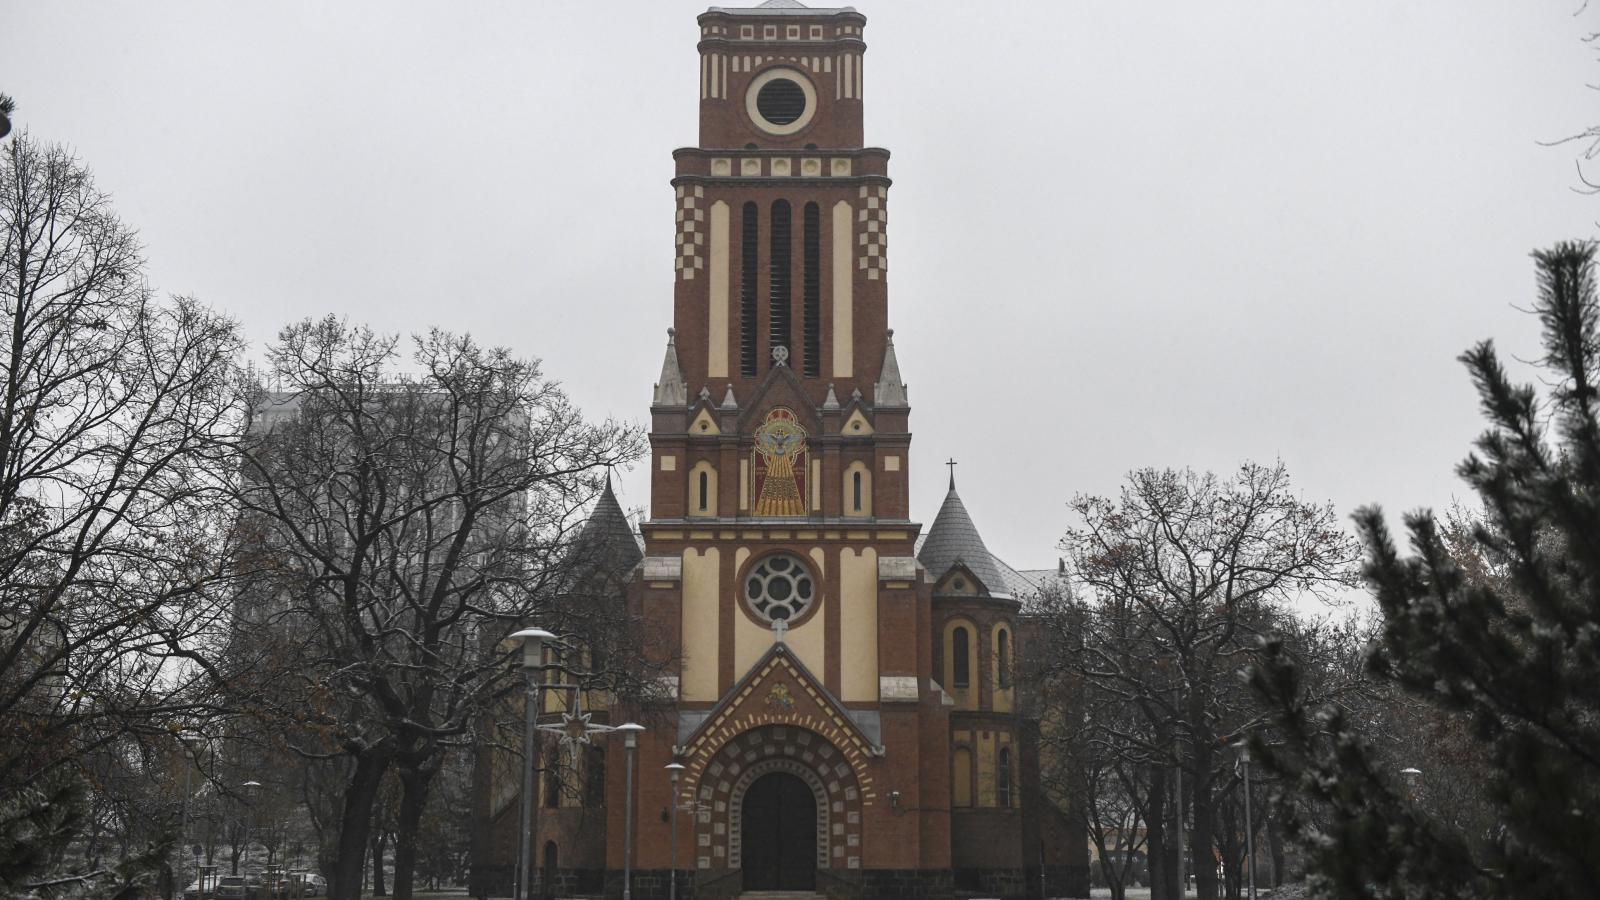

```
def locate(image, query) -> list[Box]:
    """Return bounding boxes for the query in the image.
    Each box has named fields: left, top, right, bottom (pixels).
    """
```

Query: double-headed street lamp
left=510, top=627, right=645, bottom=900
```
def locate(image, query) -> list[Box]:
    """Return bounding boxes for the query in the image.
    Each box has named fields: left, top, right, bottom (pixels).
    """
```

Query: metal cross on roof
left=946, top=457, right=958, bottom=487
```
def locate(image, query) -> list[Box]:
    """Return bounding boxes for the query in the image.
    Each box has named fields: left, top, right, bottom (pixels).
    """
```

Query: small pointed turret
left=874, top=329, right=908, bottom=407
left=917, top=471, right=1010, bottom=598
left=822, top=383, right=840, bottom=410
left=575, top=472, right=644, bottom=575
left=652, top=328, right=687, bottom=407
left=721, top=384, right=738, bottom=409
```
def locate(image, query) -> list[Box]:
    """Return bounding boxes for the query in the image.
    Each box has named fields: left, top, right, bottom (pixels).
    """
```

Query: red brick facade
left=471, top=4, right=1087, bottom=898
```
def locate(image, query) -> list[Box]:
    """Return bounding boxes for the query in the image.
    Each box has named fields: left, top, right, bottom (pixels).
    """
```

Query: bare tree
left=0, top=132, right=245, bottom=896
left=235, top=318, right=644, bottom=900
left=1044, top=463, right=1362, bottom=900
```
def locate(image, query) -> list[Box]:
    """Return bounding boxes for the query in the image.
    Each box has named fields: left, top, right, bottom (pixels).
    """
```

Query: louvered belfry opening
left=802, top=202, right=821, bottom=378
left=769, top=199, right=793, bottom=367
left=740, top=201, right=759, bottom=377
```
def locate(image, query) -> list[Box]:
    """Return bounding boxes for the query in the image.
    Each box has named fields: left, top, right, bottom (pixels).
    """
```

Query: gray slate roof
left=916, top=479, right=1013, bottom=599
left=575, top=476, right=644, bottom=572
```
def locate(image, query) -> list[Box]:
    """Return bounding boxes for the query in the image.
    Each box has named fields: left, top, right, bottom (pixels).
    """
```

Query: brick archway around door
left=688, top=724, right=864, bottom=872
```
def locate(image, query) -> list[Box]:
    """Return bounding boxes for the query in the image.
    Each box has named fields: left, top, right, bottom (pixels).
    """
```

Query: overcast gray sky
left=4, top=1, right=1597, bottom=573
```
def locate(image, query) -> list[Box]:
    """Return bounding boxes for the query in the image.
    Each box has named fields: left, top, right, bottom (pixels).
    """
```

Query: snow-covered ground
left=1087, top=887, right=1307, bottom=900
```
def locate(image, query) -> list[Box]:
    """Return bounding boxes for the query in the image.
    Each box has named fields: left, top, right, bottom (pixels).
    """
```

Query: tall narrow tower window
left=740, top=202, right=758, bottom=377
left=769, top=200, right=792, bottom=365
left=996, top=627, right=1011, bottom=689
left=852, top=471, right=862, bottom=512
left=698, top=471, right=709, bottom=512
left=802, top=202, right=821, bottom=377
left=952, top=626, right=971, bottom=688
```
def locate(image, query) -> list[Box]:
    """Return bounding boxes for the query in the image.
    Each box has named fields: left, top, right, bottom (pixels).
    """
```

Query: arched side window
left=802, top=202, right=821, bottom=377
left=769, top=200, right=792, bottom=363
left=953, top=746, right=974, bottom=808
left=688, top=461, right=718, bottom=517
left=997, top=746, right=1013, bottom=808
left=740, top=202, right=758, bottom=377
left=542, top=841, right=558, bottom=888
left=842, top=461, right=871, bottom=517
left=952, top=626, right=971, bottom=689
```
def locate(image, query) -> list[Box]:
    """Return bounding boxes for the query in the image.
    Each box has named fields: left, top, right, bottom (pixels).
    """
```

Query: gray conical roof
left=575, top=475, right=643, bottom=573
left=916, top=476, right=1010, bottom=598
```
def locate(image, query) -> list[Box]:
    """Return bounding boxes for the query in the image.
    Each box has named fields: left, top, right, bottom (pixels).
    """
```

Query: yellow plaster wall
left=976, top=730, right=996, bottom=807
left=840, top=547, right=879, bottom=701
left=973, top=730, right=1014, bottom=808
left=942, top=619, right=978, bottom=710
left=842, top=461, right=872, bottom=517
left=681, top=547, right=721, bottom=701
left=992, top=623, right=1015, bottom=713
left=708, top=201, right=730, bottom=378
left=953, top=745, right=974, bottom=808
left=734, top=547, right=826, bottom=679
left=831, top=201, right=852, bottom=377
left=688, top=460, right=718, bottom=517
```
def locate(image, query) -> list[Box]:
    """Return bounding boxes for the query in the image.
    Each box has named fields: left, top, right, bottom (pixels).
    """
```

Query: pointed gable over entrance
left=681, top=641, right=884, bottom=764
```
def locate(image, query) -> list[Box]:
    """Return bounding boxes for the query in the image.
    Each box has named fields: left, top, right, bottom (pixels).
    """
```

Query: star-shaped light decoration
left=537, top=710, right=613, bottom=748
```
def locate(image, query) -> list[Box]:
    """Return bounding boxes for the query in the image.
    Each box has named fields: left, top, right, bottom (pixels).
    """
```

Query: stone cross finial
left=772, top=617, right=789, bottom=643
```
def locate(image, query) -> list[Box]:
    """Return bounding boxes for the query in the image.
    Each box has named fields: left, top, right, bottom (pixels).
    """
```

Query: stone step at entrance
left=739, top=893, right=823, bottom=900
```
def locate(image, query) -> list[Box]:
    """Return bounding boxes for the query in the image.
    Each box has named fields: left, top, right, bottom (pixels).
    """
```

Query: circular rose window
left=745, top=68, right=817, bottom=136
left=744, top=553, right=816, bottom=622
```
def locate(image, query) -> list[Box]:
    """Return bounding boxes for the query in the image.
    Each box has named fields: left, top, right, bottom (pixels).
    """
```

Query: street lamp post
left=240, top=781, right=262, bottom=878
left=510, top=627, right=555, bottom=900
left=177, top=735, right=204, bottom=897
left=664, top=763, right=685, bottom=900
left=614, top=723, right=646, bottom=900
left=1238, top=744, right=1256, bottom=900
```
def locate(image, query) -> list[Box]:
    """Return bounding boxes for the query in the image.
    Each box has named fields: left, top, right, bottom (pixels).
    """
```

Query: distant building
left=473, top=2, right=1087, bottom=897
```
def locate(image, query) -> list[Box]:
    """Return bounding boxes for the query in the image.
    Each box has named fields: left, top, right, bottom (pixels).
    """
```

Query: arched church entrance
left=740, top=771, right=817, bottom=891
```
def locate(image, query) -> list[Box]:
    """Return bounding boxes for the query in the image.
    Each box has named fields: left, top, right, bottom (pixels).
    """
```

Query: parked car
left=213, top=875, right=267, bottom=899
left=300, top=874, right=327, bottom=897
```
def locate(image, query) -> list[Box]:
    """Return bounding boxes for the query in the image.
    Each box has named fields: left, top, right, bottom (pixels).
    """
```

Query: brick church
left=473, top=2, right=1086, bottom=897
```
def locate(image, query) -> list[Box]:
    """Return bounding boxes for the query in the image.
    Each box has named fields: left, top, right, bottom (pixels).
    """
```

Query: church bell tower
left=627, top=0, right=950, bottom=892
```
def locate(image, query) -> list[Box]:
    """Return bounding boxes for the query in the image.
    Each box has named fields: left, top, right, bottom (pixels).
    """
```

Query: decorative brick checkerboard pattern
left=857, top=185, right=887, bottom=281
left=676, top=185, right=706, bottom=281
left=689, top=724, right=864, bottom=872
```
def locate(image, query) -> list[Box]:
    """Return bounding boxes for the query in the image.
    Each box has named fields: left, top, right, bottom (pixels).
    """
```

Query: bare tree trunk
left=331, top=752, right=390, bottom=900
left=1192, top=751, right=1218, bottom=900
left=372, top=829, right=388, bottom=896
left=391, top=764, right=437, bottom=900
left=1146, top=766, right=1172, bottom=900
left=1267, top=813, right=1285, bottom=887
